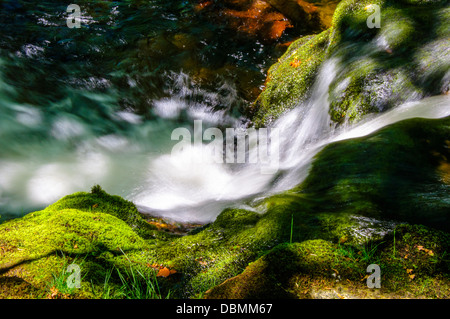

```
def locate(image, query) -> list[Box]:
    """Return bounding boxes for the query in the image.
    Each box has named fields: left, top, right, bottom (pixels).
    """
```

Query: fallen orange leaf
left=157, top=267, right=171, bottom=277
left=48, top=286, right=59, bottom=299
left=290, top=59, right=302, bottom=68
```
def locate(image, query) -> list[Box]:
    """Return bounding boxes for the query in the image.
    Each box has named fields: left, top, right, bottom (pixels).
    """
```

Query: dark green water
left=0, top=0, right=295, bottom=120
left=0, top=0, right=299, bottom=217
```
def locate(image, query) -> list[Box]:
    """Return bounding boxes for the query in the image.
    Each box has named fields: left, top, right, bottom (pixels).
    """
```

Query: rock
left=47, top=185, right=159, bottom=239
left=252, top=0, right=450, bottom=126
left=220, top=0, right=294, bottom=41
left=300, top=116, right=450, bottom=232
left=205, top=224, right=450, bottom=299
left=252, top=30, right=330, bottom=127
left=0, top=203, right=148, bottom=298
left=204, top=240, right=335, bottom=298
left=266, top=0, right=322, bottom=29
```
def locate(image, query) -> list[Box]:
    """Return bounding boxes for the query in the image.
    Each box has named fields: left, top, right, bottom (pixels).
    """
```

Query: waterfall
left=0, top=57, right=449, bottom=223
left=131, top=58, right=450, bottom=222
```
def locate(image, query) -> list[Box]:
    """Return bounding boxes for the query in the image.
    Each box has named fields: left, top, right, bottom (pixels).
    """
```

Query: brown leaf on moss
left=416, top=245, right=434, bottom=256
left=47, top=286, right=59, bottom=299
left=156, top=267, right=177, bottom=277
left=290, top=59, right=302, bottom=68
left=157, top=267, right=171, bottom=277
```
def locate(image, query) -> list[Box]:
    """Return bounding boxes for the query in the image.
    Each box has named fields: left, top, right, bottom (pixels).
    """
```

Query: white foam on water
left=0, top=59, right=449, bottom=223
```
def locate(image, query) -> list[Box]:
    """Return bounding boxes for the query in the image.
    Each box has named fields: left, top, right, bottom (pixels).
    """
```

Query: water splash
left=1, top=55, right=449, bottom=223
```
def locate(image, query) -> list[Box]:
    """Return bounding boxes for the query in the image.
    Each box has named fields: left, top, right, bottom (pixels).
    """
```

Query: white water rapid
left=1, top=58, right=449, bottom=223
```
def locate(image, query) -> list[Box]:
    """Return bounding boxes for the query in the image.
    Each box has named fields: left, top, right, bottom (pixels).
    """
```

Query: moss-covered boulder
left=205, top=224, right=450, bottom=299
left=46, top=185, right=160, bottom=240
left=204, top=239, right=335, bottom=298
left=252, top=29, right=331, bottom=127
left=253, top=0, right=450, bottom=126
left=0, top=186, right=166, bottom=299
left=298, top=116, right=450, bottom=232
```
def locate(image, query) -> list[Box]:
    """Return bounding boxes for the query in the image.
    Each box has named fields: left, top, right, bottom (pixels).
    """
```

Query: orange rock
left=210, top=0, right=293, bottom=41
left=194, top=0, right=213, bottom=11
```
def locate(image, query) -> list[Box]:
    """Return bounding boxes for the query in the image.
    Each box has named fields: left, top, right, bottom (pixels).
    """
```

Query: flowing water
left=1, top=0, right=449, bottom=223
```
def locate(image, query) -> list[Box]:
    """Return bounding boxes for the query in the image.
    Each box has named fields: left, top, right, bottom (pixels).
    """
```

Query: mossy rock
left=46, top=185, right=163, bottom=240
left=253, top=0, right=450, bottom=126
left=204, top=240, right=336, bottom=299
left=252, top=29, right=331, bottom=127
left=298, top=116, right=450, bottom=232
left=327, top=0, right=448, bottom=123
left=382, top=224, right=450, bottom=277
left=0, top=187, right=164, bottom=299
left=205, top=225, right=450, bottom=299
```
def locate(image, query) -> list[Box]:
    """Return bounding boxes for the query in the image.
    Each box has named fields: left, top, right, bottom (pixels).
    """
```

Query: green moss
left=297, top=117, right=450, bottom=232
left=253, top=0, right=449, bottom=126
left=205, top=224, right=450, bottom=299
left=0, top=186, right=172, bottom=299
left=252, top=29, right=331, bottom=127
left=204, top=240, right=336, bottom=299
left=45, top=185, right=163, bottom=240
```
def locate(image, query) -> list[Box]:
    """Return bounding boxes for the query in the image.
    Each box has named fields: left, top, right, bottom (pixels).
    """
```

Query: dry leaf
left=157, top=267, right=171, bottom=277
left=48, top=286, right=59, bottom=299
left=290, top=59, right=302, bottom=68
